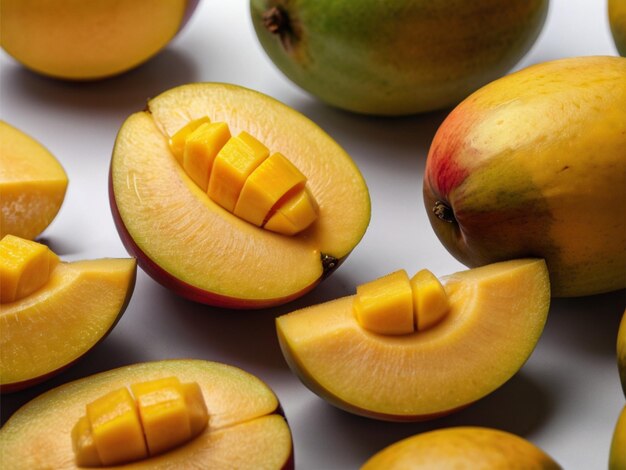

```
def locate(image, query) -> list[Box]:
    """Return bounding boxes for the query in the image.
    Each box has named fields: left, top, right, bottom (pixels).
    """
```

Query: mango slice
left=73, top=376, right=209, bottom=466
left=277, top=259, right=550, bottom=420
left=169, top=116, right=318, bottom=235
left=353, top=268, right=449, bottom=335
left=1, top=360, right=293, bottom=470
left=0, top=235, right=60, bottom=303
left=0, top=121, right=68, bottom=240
left=0, top=258, right=136, bottom=392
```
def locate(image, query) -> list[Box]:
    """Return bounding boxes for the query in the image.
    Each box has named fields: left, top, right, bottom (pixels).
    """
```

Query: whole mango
left=423, top=56, right=626, bottom=297
left=250, top=0, right=548, bottom=116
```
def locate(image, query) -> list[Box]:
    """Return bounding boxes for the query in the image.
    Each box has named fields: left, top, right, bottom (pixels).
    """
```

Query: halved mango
left=0, top=121, right=68, bottom=240
left=109, top=83, right=370, bottom=308
left=276, top=259, right=550, bottom=420
left=0, top=360, right=294, bottom=469
left=0, top=257, right=136, bottom=392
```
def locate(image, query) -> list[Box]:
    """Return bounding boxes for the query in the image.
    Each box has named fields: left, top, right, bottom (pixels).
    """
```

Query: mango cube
left=130, top=377, right=192, bottom=456
left=410, top=269, right=450, bottom=330
left=71, top=416, right=102, bottom=467
left=85, top=387, right=148, bottom=466
left=0, top=234, right=59, bottom=303
left=264, top=187, right=319, bottom=235
left=182, top=381, right=210, bottom=436
left=354, top=270, right=414, bottom=335
left=169, top=117, right=211, bottom=163
left=234, top=152, right=307, bottom=226
left=182, top=122, right=231, bottom=191
left=207, top=132, right=270, bottom=212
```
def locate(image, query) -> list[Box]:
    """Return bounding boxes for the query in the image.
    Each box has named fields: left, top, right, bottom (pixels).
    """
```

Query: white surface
left=1, top=1, right=624, bottom=469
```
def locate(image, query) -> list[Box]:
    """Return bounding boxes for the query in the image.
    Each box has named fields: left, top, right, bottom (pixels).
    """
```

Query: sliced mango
left=410, top=269, right=449, bottom=330
left=264, top=187, right=319, bottom=235
left=0, top=258, right=136, bottom=391
left=208, top=132, right=270, bottom=212
left=0, top=121, right=68, bottom=240
left=353, top=270, right=414, bottom=335
left=0, top=235, right=60, bottom=303
left=168, top=117, right=211, bottom=164
left=182, top=122, right=231, bottom=191
left=86, top=387, right=148, bottom=466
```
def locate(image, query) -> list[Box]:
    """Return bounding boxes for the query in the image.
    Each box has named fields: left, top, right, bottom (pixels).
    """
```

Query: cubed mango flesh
left=73, top=377, right=209, bottom=466
left=354, top=270, right=414, bottom=335
left=168, top=117, right=211, bottom=164
left=353, top=269, right=449, bottom=335
left=410, top=269, right=450, bottom=330
left=0, top=234, right=59, bottom=303
left=208, top=132, right=270, bottom=212
left=168, top=118, right=318, bottom=236
left=265, top=187, right=319, bottom=235
left=182, top=122, right=231, bottom=191
left=85, top=387, right=148, bottom=466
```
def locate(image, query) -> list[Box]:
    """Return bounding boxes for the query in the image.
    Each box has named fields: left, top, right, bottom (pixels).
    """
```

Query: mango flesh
left=0, top=258, right=136, bottom=392
left=610, top=405, right=626, bottom=470
left=250, top=0, right=548, bottom=115
left=0, top=235, right=60, bottom=303
left=0, top=360, right=294, bottom=470
left=0, top=0, right=198, bottom=80
left=610, top=0, right=626, bottom=56
left=109, top=83, right=370, bottom=308
left=361, top=427, right=561, bottom=469
left=423, top=56, right=626, bottom=297
left=0, top=121, right=68, bottom=240
left=276, top=259, right=550, bottom=420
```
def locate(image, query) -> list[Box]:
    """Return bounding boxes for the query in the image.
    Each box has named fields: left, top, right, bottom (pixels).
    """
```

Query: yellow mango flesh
left=71, top=417, right=101, bottom=467
left=0, top=121, right=68, bottom=240
left=111, top=84, right=370, bottom=304
left=209, top=132, right=270, bottom=213
left=277, top=259, right=550, bottom=419
left=361, top=427, right=562, bottom=469
left=610, top=405, right=626, bottom=470
left=86, top=387, right=148, bottom=466
left=0, top=258, right=136, bottom=389
left=0, top=360, right=292, bottom=470
left=0, top=235, right=60, bottom=303
left=353, top=270, right=414, bottom=335
left=410, top=269, right=450, bottom=330
left=234, top=152, right=307, bottom=226
left=264, top=187, right=319, bottom=235
left=182, top=122, right=231, bottom=191
left=169, top=117, right=212, bottom=164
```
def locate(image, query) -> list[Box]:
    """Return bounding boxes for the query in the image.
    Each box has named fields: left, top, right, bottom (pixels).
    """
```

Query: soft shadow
left=1, top=48, right=199, bottom=116
left=295, top=371, right=552, bottom=467
left=542, top=289, right=625, bottom=357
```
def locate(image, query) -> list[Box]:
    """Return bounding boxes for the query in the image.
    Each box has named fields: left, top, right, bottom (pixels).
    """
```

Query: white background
left=1, top=1, right=625, bottom=469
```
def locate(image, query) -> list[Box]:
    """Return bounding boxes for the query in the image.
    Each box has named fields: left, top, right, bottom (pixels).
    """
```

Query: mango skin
left=423, top=56, right=626, bottom=297
left=361, top=427, right=562, bottom=470
left=0, top=0, right=198, bottom=80
left=610, top=0, right=626, bottom=57
left=250, top=0, right=548, bottom=115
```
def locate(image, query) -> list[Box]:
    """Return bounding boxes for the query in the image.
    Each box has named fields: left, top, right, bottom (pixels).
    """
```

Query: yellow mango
left=354, top=270, right=414, bottom=335
left=168, top=117, right=211, bottom=163
left=207, top=132, right=270, bottom=212
left=182, top=122, right=231, bottom=191
left=410, top=269, right=449, bottom=330
left=265, top=187, right=319, bottom=235
left=131, top=377, right=192, bottom=456
left=234, top=152, right=307, bottom=226
left=71, top=416, right=101, bottom=467
left=182, top=381, right=210, bottom=436
left=85, top=387, right=148, bottom=466
left=0, top=234, right=59, bottom=303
